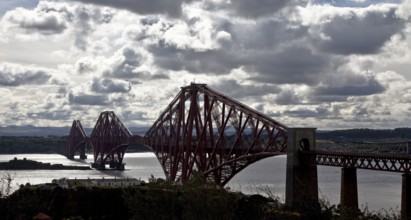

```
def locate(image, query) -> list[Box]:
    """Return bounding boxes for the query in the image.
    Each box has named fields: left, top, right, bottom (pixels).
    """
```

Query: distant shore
left=0, top=157, right=91, bottom=170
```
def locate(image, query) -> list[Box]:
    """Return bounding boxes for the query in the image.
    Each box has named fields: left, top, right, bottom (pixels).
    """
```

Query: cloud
left=70, top=0, right=194, bottom=17
left=0, top=0, right=410, bottom=130
left=0, top=63, right=51, bottom=86
left=2, top=6, right=67, bottom=35
left=68, top=92, right=109, bottom=106
left=312, top=6, right=406, bottom=55
left=313, top=77, right=386, bottom=96
left=205, top=0, right=305, bottom=18
left=91, top=78, right=132, bottom=93
left=213, top=79, right=281, bottom=99
left=103, top=45, right=152, bottom=79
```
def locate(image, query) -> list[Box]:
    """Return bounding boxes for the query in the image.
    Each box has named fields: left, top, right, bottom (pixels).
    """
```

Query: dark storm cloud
left=275, top=88, right=303, bottom=105
left=149, top=44, right=241, bottom=74
left=205, top=0, right=305, bottom=18
left=228, top=19, right=309, bottom=50
left=313, top=77, right=386, bottom=96
left=91, top=78, right=132, bottom=93
left=68, top=92, right=109, bottom=106
left=247, top=47, right=330, bottom=85
left=149, top=17, right=329, bottom=85
left=71, top=0, right=195, bottom=17
left=0, top=64, right=51, bottom=86
left=229, top=0, right=289, bottom=18
left=315, top=8, right=406, bottom=55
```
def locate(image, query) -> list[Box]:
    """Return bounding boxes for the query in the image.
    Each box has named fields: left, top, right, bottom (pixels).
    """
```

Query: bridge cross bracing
left=67, top=120, right=87, bottom=159
left=302, top=151, right=411, bottom=173
left=65, top=83, right=411, bottom=219
left=144, top=83, right=288, bottom=185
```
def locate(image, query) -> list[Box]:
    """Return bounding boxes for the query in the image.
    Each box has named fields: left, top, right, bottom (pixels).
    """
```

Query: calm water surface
left=0, top=153, right=401, bottom=212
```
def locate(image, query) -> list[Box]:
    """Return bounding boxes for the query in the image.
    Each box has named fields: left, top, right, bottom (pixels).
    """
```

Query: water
left=0, top=153, right=401, bottom=212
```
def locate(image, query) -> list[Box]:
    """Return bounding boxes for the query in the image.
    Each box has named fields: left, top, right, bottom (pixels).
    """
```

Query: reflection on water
left=0, top=153, right=401, bottom=211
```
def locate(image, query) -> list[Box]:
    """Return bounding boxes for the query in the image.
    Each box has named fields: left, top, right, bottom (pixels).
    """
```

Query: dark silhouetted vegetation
left=0, top=173, right=401, bottom=219
left=0, top=157, right=91, bottom=170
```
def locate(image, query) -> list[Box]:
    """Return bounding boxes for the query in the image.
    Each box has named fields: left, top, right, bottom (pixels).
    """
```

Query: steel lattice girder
left=68, top=120, right=87, bottom=159
left=302, top=150, right=411, bottom=173
left=145, top=83, right=288, bottom=185
left=90, top=111, right=132, bottom=168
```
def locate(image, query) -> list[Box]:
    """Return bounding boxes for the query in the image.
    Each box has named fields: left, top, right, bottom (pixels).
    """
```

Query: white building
left=53, top=177, right=140, bottom=189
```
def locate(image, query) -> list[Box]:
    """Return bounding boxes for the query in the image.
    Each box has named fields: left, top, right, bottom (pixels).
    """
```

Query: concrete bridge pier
left=402, top=173, right=411, bottom=220
left=340, top=167, right=359, bottom=217
left=285, top=128, right=318, bottom=209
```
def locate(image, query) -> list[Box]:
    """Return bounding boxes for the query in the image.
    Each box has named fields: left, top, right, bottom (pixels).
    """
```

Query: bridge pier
left=340, top=167, right=359, bottom=217
left=402, top=173, right=411, bottom=220
left=285, top=128, right=318, bottom=209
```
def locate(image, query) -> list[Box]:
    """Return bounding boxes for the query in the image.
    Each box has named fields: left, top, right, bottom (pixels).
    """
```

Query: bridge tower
left=285, top=128, right=318, bottom=209
left=90, top=111, right=132, bottom=170
left=67, top=120, right=88, bottom=159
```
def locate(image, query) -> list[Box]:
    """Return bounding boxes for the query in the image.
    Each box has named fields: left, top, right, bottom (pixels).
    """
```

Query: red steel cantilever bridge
left=65, top=83, right=411, bottom=218
left=67, top=111, right=132, bottom=170
left=67, top=83, right=411, bottom=185
left=144, top=83, right=288, bottom=185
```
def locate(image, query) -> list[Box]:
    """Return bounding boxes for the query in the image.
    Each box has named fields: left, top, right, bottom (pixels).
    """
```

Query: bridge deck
left=302, top=150, right=411, bottom=173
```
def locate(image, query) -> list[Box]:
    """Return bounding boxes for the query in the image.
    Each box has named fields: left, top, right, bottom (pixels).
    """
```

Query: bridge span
left=64, top=83, right=411, bottom=219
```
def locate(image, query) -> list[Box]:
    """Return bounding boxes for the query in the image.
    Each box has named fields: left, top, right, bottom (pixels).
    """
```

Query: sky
left=0, top=0, right=410, bottom=130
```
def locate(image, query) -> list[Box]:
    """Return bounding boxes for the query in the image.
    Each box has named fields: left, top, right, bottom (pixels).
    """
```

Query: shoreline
left=0, top=157, right=92, bottom=170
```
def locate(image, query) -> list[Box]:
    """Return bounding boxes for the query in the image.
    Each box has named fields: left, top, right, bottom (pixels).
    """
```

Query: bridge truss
left=68, top=120, right=88, bottom=159
left=302, top=151, right=411, bottom=173
left=145, top=83, right=288, bottom=185
left=90, top=111, right=132, bottom=170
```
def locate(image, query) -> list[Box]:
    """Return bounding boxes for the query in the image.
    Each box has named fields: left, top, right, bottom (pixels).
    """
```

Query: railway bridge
left=66, top=83, right=411, bottom=219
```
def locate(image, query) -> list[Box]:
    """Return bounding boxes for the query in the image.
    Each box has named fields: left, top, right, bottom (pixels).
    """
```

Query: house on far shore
left=52, top=177, right=140, bottom=189
left=33, top=212, right=52, bottom=220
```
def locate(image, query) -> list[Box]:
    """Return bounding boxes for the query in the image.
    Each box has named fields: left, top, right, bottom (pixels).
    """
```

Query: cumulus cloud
left=213, top=79, right=281, bottom=99
left=0, top=0, right=410, bottom=129
left=314, top=77, right=386, bottom=96
left=68, top=92, right=109, bottom=106
left=2, top=7, right=67, bottom=35
left=205, top=0, right=305, bottom=18
left=91, top=78, right=132, bottom=93
left=313, top=7, right=406, bottom=55
left=0, top=63, right=51, bottom=86
left=103, top=46, right=152, bottom=79
left=70, top=0, right=195, bottom=17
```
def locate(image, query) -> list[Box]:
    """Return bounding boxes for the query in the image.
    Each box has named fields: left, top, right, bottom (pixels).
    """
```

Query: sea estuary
left=0, top=153, right=401, bottom=212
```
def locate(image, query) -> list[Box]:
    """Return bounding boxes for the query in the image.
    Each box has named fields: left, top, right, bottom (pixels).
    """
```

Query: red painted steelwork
left=68, top=120, right=88, bottom=159
left=90, top=111, right=132, bottom=170
left=302, top=150, right=411, bottom=173
left=145, top=83, right=288, bottom=185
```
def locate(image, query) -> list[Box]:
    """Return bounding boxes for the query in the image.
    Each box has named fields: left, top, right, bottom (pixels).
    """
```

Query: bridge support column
left=402, top=173, right=411, bottom=220
left=340, top=167, right=359, bottom=217
left=285, top=128, right=318, bottom=209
